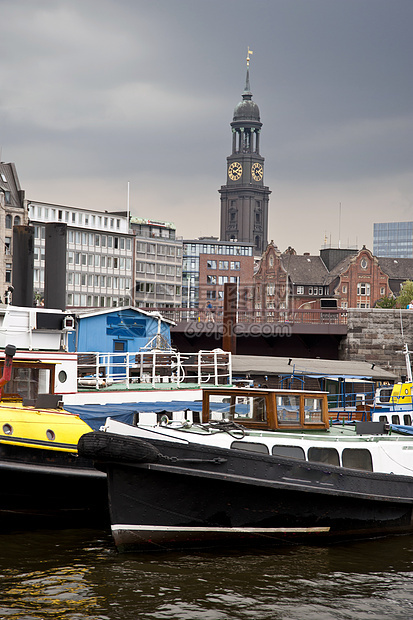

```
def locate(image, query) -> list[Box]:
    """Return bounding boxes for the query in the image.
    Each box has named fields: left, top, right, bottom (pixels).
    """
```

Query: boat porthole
left=58, top=370, right=67, bottom=383
left=2, top=424, right=13, bottom=435
left=46, top=429, right=56, bottom=441
left=405, top=388, right=409, bottom=395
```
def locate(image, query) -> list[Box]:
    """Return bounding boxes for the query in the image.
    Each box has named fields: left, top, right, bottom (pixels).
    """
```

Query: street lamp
left=294, top=299, right=317, bottom=324
left=296, top=300, right=317, bottom=311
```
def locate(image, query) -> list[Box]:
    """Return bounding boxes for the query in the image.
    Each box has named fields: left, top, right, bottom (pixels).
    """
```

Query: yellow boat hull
left=0, top=402, right=92, bottom=452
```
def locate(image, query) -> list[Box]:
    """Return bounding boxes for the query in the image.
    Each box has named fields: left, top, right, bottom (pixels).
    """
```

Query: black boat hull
left=80, top=433, right=413, bottom=552
left=0, top=442, right=108, bottom=529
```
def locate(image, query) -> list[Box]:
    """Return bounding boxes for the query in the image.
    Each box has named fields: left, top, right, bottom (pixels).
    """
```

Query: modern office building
left=373, top=221, right=413, bottom=258
left=28, top=202, right=134, bottom=309
left=130, top=216, right=182, bottom=308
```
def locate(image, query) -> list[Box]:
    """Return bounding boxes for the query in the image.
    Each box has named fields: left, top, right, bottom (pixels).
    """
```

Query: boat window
left=308, top=447, right=340, bottom=466
left=391, top=415, right=400, bottom=425
left=379, top=415, right=388, bottom=423
left=2, top=367, right=50, bottom=402
left=377, top=387, right=392, bottom=403
left=272, top=445, right=305, bottom=460
left=276, top=395, right=300, bottom=425
left=403, top=414, right=412, bottom=426
left=231, top=441, right=269, bottom=454
left=342, top=448, right=373, bottom=472
left=304, top=398, right=323, bottom=424
left=208, top=395, right=267, bottom=423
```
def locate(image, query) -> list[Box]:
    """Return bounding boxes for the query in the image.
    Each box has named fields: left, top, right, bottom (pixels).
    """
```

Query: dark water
left=0, top=529, right=413, bottom=620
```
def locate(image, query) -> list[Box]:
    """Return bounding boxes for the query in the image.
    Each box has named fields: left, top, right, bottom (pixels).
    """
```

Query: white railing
left=76, top=349, right=232, bottom=390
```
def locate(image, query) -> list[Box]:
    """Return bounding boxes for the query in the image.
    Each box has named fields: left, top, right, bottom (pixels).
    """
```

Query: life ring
left=78, top=431, right=160, bottom=464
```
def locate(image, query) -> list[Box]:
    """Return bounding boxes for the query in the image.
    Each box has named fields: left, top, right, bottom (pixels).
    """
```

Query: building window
left=207, top=275, right=217, bottom=285
left=297, top=285, right=304, bottom=294
left=207, top=260, right=217, bottom=269
left=360, top=258, right=368, bottom=269
left=206, top=290, right=216, bottom=300
left=230, top=261, right=240, bottom=270
left=14, top=215, right=21, bottom=226
left=267, top=284, right=275, bottom=296
left=5, top=214, right=12, bottom=229
left=380, top=287, right=385, bottom=296
left=219, top=261, right=228, bottom=270
left=218, top=276, right=228, bottom=285
left=5, top=263, right=11, bottom=283
left=157, top=245, right=167, bottom=256
left=342, top=285, right=347, bottom=293
left=357, top=283, right=370, bottom=296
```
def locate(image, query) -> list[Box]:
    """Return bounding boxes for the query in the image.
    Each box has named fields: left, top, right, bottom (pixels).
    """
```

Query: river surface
left=0, top=528, right=412, bottom=619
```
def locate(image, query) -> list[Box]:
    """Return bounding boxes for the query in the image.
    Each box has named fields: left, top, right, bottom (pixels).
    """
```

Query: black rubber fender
left=78, top=431, right=160, bottom=464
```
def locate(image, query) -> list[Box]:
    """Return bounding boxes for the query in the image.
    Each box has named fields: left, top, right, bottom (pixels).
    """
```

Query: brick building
left=0, top=162, right=28, bottom=300
left=253, top=242, right=331, bottom=314
left=253, top=243, right=413, bottom=313
left=330, top=247, right=391, bottom=309
left=183, top=238, right=254, bottom=314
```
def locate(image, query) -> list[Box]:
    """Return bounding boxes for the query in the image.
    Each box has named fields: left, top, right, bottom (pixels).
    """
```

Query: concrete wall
left=339, top=309, right=413, bottom=380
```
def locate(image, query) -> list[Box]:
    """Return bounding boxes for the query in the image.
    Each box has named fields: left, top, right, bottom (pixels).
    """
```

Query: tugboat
left=0, top=306, right=107, bottom=528
left=79, top=385, right=413, bottom=552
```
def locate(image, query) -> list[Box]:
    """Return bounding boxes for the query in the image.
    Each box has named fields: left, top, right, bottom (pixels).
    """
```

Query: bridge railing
left=146, top=307, right=348, bottom=325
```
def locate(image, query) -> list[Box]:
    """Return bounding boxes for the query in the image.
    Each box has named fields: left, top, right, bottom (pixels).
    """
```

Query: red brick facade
left=332, top=247, right=391, bottom=308
left=253, top=244, right=287, bottom=315
left=199, top=253, right=254, bottom=314
left=253, top=243, right=394, bottom=312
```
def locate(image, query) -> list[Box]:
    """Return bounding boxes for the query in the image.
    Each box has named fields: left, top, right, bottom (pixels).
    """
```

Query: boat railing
left=76, top=349, right=232, bottom=389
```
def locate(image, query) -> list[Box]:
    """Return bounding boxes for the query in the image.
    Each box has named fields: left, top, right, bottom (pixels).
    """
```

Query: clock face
left=228, top=161, right=242, bottom=181
left=251, top=162, right=263, bottom=181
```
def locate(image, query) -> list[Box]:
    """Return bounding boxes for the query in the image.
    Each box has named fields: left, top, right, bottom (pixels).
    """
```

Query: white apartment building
left=28, top=201, right=133, bottom=309
left=131, top=216, right=182, bottom=308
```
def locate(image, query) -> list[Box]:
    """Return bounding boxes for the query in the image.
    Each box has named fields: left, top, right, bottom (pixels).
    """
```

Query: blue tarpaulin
left=65, top=401, right=203, bottom=430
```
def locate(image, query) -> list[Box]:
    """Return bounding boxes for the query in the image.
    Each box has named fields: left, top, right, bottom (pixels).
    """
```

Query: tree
left=396, top=280, right=413, bottom=308
left=375, top=296, right=396, bottom=309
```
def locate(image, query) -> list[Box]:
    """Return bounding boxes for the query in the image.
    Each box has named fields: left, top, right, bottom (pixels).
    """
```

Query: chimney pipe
left=44, top=222, right=67, bottom=310
left=12, top=225, right=34, bottom=307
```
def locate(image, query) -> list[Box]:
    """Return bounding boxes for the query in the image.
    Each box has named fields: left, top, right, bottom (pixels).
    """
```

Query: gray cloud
left=0, top=0, right=412, bottom=253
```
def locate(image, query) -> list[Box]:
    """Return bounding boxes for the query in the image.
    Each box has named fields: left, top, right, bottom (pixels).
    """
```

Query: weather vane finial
left=247, top=47, right=253, bottom=67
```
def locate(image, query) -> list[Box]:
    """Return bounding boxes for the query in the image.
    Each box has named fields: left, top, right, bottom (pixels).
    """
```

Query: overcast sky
left=1, top=0, right=412, bottom=254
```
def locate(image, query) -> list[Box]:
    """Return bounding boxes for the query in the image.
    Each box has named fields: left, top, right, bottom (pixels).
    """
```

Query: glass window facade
left=373, top=222, right=413, bottom=258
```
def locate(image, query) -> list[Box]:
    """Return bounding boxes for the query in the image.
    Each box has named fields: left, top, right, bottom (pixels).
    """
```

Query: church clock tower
left=219, top=49, right=271, bottom=255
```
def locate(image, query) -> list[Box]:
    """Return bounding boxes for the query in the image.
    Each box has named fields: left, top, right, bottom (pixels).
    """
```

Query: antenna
left=338, top=202, right=342, bottom=249
left=127, top=181, right=130, bottom=228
